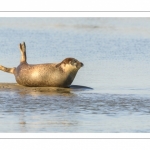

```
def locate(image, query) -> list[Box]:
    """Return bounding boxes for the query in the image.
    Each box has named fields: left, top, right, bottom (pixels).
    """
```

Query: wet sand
left=0, top=83, right=71, bottom=93
left=0, top=83, right=92, bottom=93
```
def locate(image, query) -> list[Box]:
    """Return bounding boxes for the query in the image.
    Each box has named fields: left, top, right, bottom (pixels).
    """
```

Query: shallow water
left=0, top=18, right=150, bottom=132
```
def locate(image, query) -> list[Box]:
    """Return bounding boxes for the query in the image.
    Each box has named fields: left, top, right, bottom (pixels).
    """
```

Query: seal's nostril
left=81, top=63, right=84, bottom=67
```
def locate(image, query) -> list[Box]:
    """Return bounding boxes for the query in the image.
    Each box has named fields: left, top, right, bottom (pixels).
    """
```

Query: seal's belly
left=14, top=63, right=73, bottom=87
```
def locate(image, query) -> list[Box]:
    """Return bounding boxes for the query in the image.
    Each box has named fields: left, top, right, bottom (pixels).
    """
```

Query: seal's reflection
left=16, top=86, right=83, bottom=132
left=16, top=85, right=93, bottom=97
left=14, top=85, right=71, bottom=97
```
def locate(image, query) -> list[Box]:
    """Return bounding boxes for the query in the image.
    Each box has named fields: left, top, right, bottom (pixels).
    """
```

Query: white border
left=0, top=133, right=149, bottom=139
left=0, top=0, right=150, bottom=12
left=0, top=12, right=150, bottom=17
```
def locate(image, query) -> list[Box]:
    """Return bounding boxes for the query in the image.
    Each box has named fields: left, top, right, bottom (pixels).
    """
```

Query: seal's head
left=55, top=58, right=83, bottom=87
left=56, top=58, right=83, bottom=72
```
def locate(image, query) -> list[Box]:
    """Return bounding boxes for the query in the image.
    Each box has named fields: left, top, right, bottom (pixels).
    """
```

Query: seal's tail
left=0, top=65, right=15, bottom=74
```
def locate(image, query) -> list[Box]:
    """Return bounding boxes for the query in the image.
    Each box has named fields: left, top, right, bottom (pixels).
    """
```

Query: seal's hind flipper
left=19, top=42, right=27, bottom=63
left=0, top=65, right=15, bottom=74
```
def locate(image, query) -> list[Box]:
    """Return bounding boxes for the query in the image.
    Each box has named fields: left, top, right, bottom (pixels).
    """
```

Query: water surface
left=0, top=18, right=150, bottom=132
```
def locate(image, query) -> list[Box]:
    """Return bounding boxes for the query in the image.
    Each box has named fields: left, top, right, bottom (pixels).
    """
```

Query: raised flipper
left=19, top=42, right=27, bottom=63
left=0, top=65, right=15, bottom=74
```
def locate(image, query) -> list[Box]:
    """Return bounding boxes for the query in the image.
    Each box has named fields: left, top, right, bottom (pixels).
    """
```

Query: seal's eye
left=73, top=60, right=77, bottom=67
left=74, top=59, right=77, bottom=63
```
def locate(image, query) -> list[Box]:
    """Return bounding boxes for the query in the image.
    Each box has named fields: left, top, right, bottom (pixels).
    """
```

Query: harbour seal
left=0, top=42, right=83, bottom=87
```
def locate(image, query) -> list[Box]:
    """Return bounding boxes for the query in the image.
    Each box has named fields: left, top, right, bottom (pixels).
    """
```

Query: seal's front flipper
left=0, top=65, right=15, bottom=74
left=19, top=42, right=27, bottom=63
